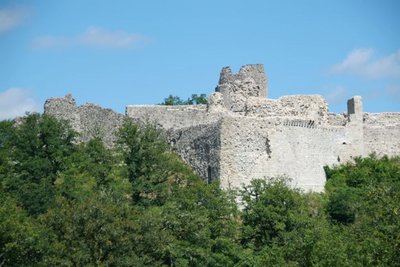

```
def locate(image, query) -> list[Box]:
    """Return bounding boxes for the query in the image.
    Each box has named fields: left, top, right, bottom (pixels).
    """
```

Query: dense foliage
left=160, top=94, right=208, bottom=105
left=1, top=114, right=399, bottom=266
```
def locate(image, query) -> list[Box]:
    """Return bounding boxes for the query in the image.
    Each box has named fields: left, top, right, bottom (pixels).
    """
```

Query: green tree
left=80, top=137, right=114, bottom=188
left=239, top=178, right=328, bottom=266
left=1, top=114, right=76, bottom=216
left=189, top=94, right=208, bottom=105
left=324, top=155, right=400, bottom=266
left=41, top=195, right=142, bottom=266
left=240, top=178, right=307, bottom=249
left=0, top=195, right=48, bottom=266
left=161, top=95, right=184, bottom=105
left=117, top=119, right=172, bottom=205
left=160, top=94, right=208, bottom=105
left=0, top=120, right=14, bottom=183
left=133, top=181, right=243, bottom=267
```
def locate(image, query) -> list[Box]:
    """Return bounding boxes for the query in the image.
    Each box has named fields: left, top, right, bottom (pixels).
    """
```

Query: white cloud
left=0, top=88, right=38, bottom=120
left=329, top=48, right=400, bottom=79
left=32, top=26, right=148, bottom=49
left=0, top=6, right=29, bottom=33
left=80, top=27, right=144, bottom=47
left=32, top=36, right=72, bottom=49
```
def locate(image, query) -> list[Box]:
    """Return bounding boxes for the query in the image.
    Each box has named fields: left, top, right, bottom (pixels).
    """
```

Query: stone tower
left=216, top=64, right=267, bottom=113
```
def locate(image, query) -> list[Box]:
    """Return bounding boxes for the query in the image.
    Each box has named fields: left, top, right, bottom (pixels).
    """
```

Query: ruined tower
left=216, top=64, right=267, bottom=113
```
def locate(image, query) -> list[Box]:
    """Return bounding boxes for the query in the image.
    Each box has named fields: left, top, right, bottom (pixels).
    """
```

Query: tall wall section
left=126, top=104, right=223, bottom=182
left=363, top=113, right=400, bottom=157
left=219, top=114, right=361, bottom=192
left=216, top=64, right=267, bottom=113
left=166, top=122, right=221, bottom=182
left=44, top=94, right=125, bottom=147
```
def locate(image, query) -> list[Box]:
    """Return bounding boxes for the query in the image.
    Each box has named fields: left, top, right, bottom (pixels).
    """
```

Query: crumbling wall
left=44, top=94, right=222, bottom=184
left=245, top=95, right=329, bottom=125
left=216, top=64, right=267, bottom=113
left=363, top=113, right=400, bottom=157
left=126, top=104, right=222, bottom=181
left=219, top=115, right=358, bottom=192
left=167, top=121, right=221, bottom=182
left=44, top=94, right=125, bottom=147
left=126, top=104, right=216, bottom=130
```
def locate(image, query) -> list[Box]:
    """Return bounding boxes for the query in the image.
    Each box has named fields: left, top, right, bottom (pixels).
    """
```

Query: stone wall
left=219, top=116, right=355, bottom=192
left=44, top=94, right=125, bottom=147
left=125, top=104, right=223, bottom=179
left=126, top=104, right=212, bottom=130
left=216, top=64, right=267, bottom=113
left=363, top=113, right=400, bottom=157
left=43, top=64, right=400, bottom=192
left=245, top=95, right=329, bottom=125
left=167, top=122, right=221, bottom=182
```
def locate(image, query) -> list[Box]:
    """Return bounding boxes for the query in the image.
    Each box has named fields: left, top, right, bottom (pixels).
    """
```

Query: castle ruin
left=45, top=64, right=400, bottom=192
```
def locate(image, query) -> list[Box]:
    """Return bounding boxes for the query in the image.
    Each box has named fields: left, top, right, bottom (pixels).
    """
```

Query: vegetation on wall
left=160, top=94, right=208, bottom=105
left=1, top=114, right=399, bottom=266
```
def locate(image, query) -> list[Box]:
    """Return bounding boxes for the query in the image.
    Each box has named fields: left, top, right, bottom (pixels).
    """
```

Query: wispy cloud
left=32, top=26, right=148, bottom=49
left=0, top=88, right=38, bottom=120
left=0, top=6, right=29, bottom=33
left=329, top=48, right=400, bottom=79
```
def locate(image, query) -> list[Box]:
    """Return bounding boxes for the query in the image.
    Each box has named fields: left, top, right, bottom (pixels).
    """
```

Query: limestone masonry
left=44, top=64, right=400, bottom=192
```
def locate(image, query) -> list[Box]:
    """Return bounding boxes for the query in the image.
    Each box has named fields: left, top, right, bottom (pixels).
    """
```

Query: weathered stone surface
left=363, top=113, right=400, bottom=157
left=216, top=64, right=267, bottom=113
left=44, top=64, right=400, bottom=192
left=166, top=122, right=221, bottom=182
left=44, top=94, right=125, bottom=147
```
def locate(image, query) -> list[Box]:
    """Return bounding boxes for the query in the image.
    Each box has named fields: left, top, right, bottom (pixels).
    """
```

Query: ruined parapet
left=363, top=112, right=400, bottom=157
left=216, top=64, right=267, bottom=113
left=345, top=96, right=364, bottom=156
left=44, top=94, right=80, bottom=129
left=327, top=112, right=347, bottom=126
left=347, top=96, right=363, bottom=122
left=207, top=92, right=226, bottom=113
left=245, top=95, right=329, bottom=125
left=44, top=94, right=125, bottom=147
left=126, top=104, right=214, bottom=130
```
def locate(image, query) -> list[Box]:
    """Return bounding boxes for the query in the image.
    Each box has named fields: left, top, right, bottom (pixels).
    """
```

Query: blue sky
left=0, top=0, right=399, bottom=119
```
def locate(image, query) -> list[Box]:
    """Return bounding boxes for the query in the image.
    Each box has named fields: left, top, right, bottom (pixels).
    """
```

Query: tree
left=239, top=178, right=328, bottom=266
left=0, top=195, right=48, bottom=266
left=132, top=180, right=243, bottom=267
left=160, top=94, right=208, bottom=105
left=41, top=195, right=143, bottom=266
left=1, top=114, right=76, bottom=216
left=190, top=94, right=208, bottom=105
left=161, top=95, right=185, bottom=105
left=0, top=120, right=14, bottom=181
left=324, top=155, right=400, bottom=265
left=240, top=178, right=308, bottom=249
left=117, top=119, right=172, bottom=205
